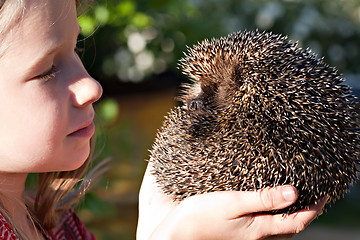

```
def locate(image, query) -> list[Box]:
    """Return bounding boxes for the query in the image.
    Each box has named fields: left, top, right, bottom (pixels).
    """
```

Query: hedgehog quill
left=149, top=30, right=360, bottom=213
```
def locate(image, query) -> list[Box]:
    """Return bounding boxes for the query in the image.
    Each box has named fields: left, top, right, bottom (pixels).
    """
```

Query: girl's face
left=0, top=0, right=103, bottom=173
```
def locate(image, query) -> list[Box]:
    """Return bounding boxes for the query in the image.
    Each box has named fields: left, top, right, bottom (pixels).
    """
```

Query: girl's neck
left=0, top=172, right=40, bottom=238
left=0, top=172, right=27, bottom=200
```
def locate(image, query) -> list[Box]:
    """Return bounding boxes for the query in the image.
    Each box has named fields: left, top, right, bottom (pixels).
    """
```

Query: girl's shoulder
left=49, top=208, right=96, bottom=240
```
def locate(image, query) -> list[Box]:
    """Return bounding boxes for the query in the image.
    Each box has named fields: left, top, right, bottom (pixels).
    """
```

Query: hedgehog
left=149, top=30, right=360, bottom=213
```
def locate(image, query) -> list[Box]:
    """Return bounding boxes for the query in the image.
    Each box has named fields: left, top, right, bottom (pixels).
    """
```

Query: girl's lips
left=68, top=121, right=95, bottom=138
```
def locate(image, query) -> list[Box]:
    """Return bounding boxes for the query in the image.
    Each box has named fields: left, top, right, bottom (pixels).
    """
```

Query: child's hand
left=137, top=162, right=327, bottom=240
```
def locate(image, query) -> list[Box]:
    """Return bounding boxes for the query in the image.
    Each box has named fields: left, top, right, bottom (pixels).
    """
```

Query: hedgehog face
left=181, top=61, right=245, bottom=122
left=150, top=30, right=360, bottom=214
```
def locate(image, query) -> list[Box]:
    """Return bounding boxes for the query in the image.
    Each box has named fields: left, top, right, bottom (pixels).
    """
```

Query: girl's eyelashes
left=32, top=46, right=81, bottom=82
left=35, top=65, right=59, bottom=82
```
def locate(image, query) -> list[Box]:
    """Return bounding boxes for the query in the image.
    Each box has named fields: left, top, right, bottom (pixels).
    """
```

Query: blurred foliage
left=79, top=0, right=360, bottom=88
left=81, top=90, right=178, bottom=239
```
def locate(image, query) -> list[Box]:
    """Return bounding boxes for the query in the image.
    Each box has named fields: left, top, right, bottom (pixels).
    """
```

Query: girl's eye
left=35, top=65, right=58, bottom=82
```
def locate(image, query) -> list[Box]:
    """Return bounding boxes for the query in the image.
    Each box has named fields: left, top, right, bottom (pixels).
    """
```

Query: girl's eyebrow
left=25, top=23, right=81, bottom=78
left=30, top=25, right=81, bottom=71
left=43, top=43, right=62, bottom=59
left=23, top=42, right=61, bottom=79
left=29, top=39, right=62, bottom=66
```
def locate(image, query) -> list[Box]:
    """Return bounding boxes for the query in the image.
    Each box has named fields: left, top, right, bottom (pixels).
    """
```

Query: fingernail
left=282, top=186, right=296, bottom=202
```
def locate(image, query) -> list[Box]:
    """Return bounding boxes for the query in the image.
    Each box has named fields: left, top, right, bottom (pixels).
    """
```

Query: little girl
left=0, top=0, right=102, bottom=239
left=0, top=0, right=326, bottom=239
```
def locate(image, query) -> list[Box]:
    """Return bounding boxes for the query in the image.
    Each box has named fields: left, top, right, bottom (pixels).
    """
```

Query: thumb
left=177, top=185, right=298, bottom=219
left=240, top=185, right=298, bottom=214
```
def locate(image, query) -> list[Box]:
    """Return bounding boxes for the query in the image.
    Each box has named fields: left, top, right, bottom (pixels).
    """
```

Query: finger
left=252, top=197, right=328, bottom=238
left=263, top=233, right=296, bottom=240
left=176, top=185, right=297, bottom=220
left=231, top=186, right=298, bottom=216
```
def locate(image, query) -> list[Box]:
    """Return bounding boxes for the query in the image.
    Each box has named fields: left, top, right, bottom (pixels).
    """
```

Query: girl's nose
left=70, top=75, right=103, bottom=107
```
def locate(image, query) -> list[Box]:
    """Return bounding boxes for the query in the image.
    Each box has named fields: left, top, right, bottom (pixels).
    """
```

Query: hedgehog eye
left=188, top=98, right=203, bottom=111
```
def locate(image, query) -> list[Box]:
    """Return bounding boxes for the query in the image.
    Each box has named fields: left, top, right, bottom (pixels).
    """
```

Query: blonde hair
left=0, top=0, right=101, bottom=237
left=0, top=1, right=25, bottom=55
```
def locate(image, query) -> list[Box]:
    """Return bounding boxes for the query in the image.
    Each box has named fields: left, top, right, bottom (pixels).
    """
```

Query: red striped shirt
left=0, top=209, right=95, bottom=240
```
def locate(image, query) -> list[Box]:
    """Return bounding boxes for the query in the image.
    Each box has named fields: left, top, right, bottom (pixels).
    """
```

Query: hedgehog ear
left=200, top=79, right=218, bottom=96
left=209, top=65, right=243, bottom=109
left=231, top=63, right=244, bottom=87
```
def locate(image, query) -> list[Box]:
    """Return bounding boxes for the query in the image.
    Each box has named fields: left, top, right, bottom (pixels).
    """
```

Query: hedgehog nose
left=188, top=98, right=203, bottom=111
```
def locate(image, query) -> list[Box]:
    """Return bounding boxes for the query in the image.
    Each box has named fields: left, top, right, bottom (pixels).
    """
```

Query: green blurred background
left=74, top=0, right=360, bottom=239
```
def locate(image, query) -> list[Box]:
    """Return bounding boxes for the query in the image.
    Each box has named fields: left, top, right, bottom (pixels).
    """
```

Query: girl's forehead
left=24, top=0, right=77, bottom=29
